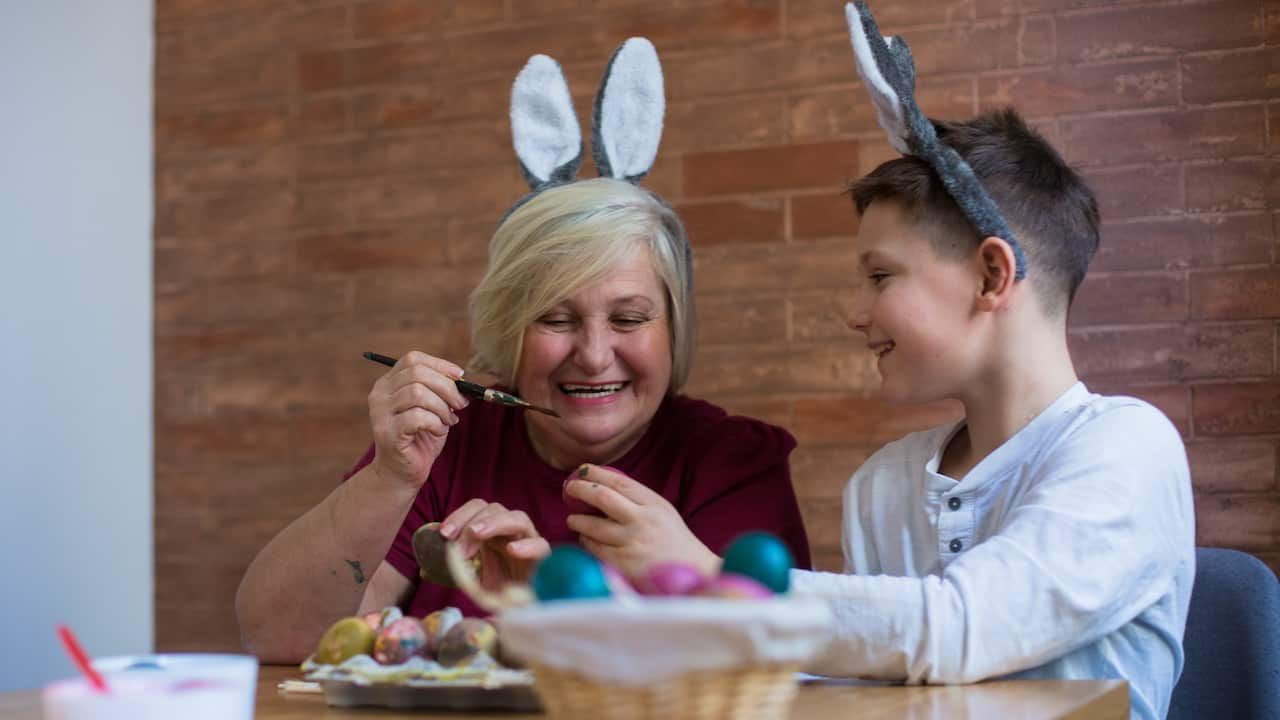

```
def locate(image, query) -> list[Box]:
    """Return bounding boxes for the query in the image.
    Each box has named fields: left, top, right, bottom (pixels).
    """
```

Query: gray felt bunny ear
left=846, top=2, right=1028, bottom=279
left=511, top=54, right=583, bottom=190
left=501, top=37, right=668, bottom=225
left=591, top=37, right=664, bottom=182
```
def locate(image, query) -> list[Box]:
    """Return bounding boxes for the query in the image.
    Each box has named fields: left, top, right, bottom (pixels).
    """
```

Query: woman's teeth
left=559, top=382, right=627, bottom=398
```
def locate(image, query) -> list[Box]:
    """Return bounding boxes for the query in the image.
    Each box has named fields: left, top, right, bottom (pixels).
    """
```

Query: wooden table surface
left=0, top=665, right=1128, bottom=719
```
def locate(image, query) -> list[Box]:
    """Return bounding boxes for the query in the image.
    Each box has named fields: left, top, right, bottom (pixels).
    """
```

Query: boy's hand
left=565, top=465, right=720, bottom=581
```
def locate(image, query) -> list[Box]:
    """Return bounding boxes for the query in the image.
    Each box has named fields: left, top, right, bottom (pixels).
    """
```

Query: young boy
left=790, top=109, right=1195, bottom=720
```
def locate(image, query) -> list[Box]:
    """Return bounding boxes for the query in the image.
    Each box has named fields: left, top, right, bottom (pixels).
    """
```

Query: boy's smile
left=846, top=201, right=981, bottom=405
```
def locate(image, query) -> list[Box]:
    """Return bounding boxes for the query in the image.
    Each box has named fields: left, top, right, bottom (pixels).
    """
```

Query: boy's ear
left=976, top=236, right=1017, bottom=311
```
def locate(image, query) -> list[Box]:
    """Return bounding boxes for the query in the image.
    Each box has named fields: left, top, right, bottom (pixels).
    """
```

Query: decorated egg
left=530, top=545, right=611, bottom=602
left=694, top=572, right=774, bottom=600
left=361, top=605, right=403, bottom=631
left=373, top=616, right=428, bottom=665
left=437, top=618, right=499, bottom=667
left=421, top=606, right=463, bottom=655
left=314, top=616, right=376, bottom=665
left=634, top=562, right=707, bottom=596
left=720, top=531, right=794, bottom=594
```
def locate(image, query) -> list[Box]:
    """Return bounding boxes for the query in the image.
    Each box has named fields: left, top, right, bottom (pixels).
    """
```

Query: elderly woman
left=236, top=39, right=809, bottom=663
left=235, top=178, right=810, bottom=662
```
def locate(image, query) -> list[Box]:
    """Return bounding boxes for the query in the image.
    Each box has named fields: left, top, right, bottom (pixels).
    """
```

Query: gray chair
left=1168, top=547, right=1280, bottom=720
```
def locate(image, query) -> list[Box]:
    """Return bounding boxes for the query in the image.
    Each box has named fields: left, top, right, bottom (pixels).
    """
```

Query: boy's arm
left=793, top=404, right=1195, bottom=683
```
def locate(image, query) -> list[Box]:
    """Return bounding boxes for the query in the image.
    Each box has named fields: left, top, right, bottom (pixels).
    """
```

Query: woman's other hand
left=565, top=464, right=720, bottom=580
left=368, top=351, right=470, bottom=489
left=440, top=500, right=552, bottom=590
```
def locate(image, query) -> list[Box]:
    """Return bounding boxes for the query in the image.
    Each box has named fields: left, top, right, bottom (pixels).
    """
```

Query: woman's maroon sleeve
left=680, top=417, right=812, bottom=570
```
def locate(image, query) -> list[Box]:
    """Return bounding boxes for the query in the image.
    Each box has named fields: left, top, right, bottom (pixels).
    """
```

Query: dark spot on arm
left=345, top=559, right=366, bottom=585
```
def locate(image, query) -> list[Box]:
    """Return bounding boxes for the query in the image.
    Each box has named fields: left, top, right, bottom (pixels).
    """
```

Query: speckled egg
left=373, top=616, right=428, bottom=665
left=361, top=605, right=403, bottom=631
left=437, top=618, right=499, bottom=667
left=421, top=606, right=463, bottom=656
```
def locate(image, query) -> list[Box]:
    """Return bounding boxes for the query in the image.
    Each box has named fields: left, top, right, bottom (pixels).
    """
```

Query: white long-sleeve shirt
left=792, top=383, right=1196, bottom=720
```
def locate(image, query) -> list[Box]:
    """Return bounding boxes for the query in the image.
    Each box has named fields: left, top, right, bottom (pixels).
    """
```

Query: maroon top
left=343, top=393, right=811, bottom=618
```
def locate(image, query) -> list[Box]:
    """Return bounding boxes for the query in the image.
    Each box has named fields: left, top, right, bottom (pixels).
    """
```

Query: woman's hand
left=565, top=464, right=720, bottom=580
left=367, top=351, right=470, bottom=490
left=440, top=500, right=552, bottom=591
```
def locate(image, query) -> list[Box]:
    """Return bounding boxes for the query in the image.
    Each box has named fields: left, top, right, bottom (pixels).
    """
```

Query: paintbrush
left=363, top=352, right=560, bottom=418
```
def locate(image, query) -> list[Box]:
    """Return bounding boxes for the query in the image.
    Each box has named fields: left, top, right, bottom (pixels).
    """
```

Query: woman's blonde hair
left=468, top=177, right=694, bottom=393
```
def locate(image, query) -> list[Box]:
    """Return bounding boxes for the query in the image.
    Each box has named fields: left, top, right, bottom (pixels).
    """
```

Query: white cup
left=43, top=654, right=258, bottom=720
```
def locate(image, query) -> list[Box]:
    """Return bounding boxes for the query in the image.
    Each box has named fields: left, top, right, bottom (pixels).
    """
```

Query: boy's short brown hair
left=849, top=108, right=1100, bottom=317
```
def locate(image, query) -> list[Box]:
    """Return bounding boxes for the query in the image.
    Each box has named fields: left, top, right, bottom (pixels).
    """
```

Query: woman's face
left=516, top=247, right=673, bottom=469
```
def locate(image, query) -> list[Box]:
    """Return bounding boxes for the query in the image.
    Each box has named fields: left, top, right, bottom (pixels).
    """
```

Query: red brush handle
left=57, top=624, right=109, bottom=693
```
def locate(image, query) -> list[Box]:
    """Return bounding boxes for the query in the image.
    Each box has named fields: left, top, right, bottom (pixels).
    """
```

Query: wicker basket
left=527, top=662, right=801, bottom=720
left=498, top=597, right=831, bottom=720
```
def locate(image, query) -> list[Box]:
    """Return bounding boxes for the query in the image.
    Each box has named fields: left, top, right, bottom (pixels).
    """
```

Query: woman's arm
left=235, top=352, right=469, bottom=663
left=234, top=464, right=419, bottom=663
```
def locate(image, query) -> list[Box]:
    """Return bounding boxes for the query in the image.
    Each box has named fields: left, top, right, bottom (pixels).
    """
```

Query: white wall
left=0, top=1, right=153, bottom=691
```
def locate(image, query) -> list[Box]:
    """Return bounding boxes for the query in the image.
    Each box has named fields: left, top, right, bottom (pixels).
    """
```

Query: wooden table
left=2, top=665, right=1129, bottom=719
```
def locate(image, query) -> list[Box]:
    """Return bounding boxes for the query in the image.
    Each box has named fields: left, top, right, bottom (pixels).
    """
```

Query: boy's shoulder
left=1052, top=387, right=1184, bottom=455
left=853, top=383, right=1184, bottom=482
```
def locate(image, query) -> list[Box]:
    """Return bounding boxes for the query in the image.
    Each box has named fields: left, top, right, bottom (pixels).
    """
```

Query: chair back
left=1168, top=547, right=1280, bottom=720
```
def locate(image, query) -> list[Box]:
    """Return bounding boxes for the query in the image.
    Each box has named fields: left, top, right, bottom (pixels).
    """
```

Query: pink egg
left=694, top=572, right=774, bottom=600
left=562, top=479, right=606, bottom=517
left=635, top=562, right=708, bottom=596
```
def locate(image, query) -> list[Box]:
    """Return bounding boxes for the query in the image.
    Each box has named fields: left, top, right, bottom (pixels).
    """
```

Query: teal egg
left=720, top=532, right=794, bottom=594
left=531, top=545, right=612, bottom=602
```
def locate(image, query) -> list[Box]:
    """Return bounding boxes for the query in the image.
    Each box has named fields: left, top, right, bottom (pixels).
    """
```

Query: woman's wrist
left=367, top=454, right=427, bottom=495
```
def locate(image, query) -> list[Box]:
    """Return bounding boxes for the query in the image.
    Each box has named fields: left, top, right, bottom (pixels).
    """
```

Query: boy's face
left=846, top=200, right=981, bottom=404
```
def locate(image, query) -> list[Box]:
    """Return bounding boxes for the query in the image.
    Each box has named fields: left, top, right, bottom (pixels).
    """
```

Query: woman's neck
left=523, top=416, right=652, bottom=471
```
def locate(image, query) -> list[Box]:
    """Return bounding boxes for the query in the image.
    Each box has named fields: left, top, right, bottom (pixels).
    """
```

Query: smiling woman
left=232, top=181, right=812, bottom=664
left=233, top=36, right=811, bottom=664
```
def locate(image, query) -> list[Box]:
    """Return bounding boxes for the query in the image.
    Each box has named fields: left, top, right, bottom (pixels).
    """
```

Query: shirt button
left=949, top=539, right=963, bottom=553
left=948, top=497, right=962, bottom=511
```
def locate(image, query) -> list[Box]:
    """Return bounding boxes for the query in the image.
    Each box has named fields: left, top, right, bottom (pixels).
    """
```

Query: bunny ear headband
left=506, top=37, right=666, bottom=212
left=500, top=37, right=691, bottom=291
left=845, top=2, right=1028, bottom=279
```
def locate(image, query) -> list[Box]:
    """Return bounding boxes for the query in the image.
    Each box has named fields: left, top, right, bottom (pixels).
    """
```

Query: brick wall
left=154, top=0, right=1280, bottom=651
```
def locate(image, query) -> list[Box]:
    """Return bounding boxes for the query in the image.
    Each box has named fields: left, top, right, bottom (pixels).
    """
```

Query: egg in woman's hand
left=562, top=478, right=606, bottom=517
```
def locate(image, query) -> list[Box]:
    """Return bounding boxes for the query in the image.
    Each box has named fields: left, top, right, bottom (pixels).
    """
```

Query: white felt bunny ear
left=511, top=54, right=583, bottom=189
left=591, top=37, right=664, bottom=182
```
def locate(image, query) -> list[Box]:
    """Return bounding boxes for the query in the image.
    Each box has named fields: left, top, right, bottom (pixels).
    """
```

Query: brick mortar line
left=1069, top=319, right=1278, bottom=331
